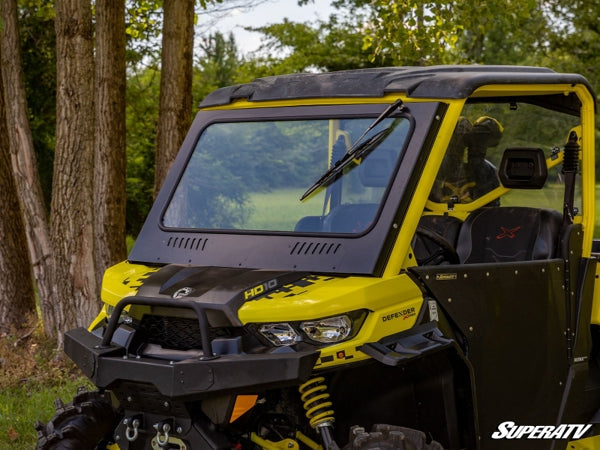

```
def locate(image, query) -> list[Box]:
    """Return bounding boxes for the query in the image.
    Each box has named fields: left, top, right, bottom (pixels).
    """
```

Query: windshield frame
left=130, top=101, right=446, bottom=276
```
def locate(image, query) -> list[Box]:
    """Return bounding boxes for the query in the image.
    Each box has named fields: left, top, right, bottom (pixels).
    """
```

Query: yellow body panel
left=238, top=273, right=422, bottom=323
left=239, top=273, right=425, bottom=368
left=87, top=261, right=158, bottom=331
left=568, top=436, right=600, bottom=450
left=100, top=260, right=159, bottom=305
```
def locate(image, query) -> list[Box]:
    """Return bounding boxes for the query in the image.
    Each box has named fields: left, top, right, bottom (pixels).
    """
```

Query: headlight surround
left=300, top=315, right=352, bottom=343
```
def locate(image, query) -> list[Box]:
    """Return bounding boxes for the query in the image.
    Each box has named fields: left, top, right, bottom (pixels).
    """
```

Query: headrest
left=359, top=148, right=395, bottom=188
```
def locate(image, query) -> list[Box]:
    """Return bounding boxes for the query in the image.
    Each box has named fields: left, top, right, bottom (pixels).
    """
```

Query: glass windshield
left=162, top=116, right=411, bottom=233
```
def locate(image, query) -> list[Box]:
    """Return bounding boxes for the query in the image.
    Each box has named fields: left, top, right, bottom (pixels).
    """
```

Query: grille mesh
left=136, top=315, right=239, bottom=351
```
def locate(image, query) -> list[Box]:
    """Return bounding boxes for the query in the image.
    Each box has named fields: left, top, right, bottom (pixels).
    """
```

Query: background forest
left=0, top=0, right=599, bottom=445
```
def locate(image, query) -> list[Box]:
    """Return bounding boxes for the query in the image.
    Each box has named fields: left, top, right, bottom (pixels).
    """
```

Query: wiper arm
left=300, top=99, right=405, bottom=201
left=300, top=127, right=393, bottom=200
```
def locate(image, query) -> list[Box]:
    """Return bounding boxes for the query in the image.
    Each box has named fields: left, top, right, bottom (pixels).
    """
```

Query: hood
left=136, top=264, right=308, bottom=326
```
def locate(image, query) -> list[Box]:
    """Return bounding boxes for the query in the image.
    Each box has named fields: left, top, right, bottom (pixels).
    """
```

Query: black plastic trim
left=360, top=322, right=453, bottom=366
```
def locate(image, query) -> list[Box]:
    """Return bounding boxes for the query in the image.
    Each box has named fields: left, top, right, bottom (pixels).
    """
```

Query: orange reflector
left=230, top=395, right=258, bottom=423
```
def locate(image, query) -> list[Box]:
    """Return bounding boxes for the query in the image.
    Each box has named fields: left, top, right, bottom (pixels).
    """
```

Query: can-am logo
left=172, top=287, right=194, bottom=299
left=492, top=421, right=592, bottom=440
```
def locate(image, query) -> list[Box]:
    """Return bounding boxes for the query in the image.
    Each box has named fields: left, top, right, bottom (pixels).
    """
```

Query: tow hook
left=153, top=419, right=173, bottom=448
left=123, top=415, right=142, bottom=442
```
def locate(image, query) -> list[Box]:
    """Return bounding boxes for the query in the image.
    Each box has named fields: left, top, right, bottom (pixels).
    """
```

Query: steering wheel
left=414, top=225, right=460, bottom=265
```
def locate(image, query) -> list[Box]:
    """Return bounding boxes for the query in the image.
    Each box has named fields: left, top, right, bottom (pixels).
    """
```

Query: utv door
left=409, top=100, right=599, bottom=449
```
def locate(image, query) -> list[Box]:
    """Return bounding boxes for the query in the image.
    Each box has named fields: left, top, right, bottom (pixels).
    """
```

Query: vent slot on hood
left=290, top=241, right=341, bottom=256
left=166, top=236, right=208, bottom=251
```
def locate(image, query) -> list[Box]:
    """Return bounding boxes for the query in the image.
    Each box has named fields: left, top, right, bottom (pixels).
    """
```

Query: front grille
left=136, top=314, right=241, bottom=351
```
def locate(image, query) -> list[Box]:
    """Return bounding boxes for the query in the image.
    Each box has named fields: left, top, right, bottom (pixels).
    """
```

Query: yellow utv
left=37, top=66, right=600, bottom=449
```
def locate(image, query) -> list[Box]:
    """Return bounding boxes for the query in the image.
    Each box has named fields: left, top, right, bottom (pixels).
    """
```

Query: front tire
left=36, top=387, right=120, bottom=450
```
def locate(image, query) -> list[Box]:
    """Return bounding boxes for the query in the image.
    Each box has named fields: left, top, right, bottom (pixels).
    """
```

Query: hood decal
left=136, top=265, right=308, bottom=325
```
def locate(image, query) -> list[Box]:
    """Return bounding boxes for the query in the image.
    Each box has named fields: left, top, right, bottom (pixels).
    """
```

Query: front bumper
left=65, top=326, right=319, bottom=399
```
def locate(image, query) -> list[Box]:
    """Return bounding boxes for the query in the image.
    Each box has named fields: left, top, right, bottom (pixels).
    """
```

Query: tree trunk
left=94, top=0, right=127, bottom=287
left=153, top=0, right=195, bottom=195
left=0, top=0, right=57, bottom=337
left=0, top=49, right=36, bottom=333
left=53, top=0, right=98, bottom=340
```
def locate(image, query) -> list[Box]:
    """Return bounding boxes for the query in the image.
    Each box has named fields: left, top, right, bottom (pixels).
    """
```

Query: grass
left=0, top=317, right=90, bottom=449
left=245, top=188, right=324, bottom=230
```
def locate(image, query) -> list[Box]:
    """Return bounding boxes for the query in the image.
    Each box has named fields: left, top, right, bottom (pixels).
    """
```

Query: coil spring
left=299, top=377, right=335, bottom=429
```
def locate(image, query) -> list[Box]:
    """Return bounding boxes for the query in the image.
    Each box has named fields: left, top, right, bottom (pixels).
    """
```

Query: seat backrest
left=456, top=207, right=562, bottom=264
left=324, top=204, right=378, bottom=233
left=413, top=215, right=463, bottom=265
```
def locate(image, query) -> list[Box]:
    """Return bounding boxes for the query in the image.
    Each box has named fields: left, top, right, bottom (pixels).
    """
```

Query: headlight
left=254, top=310, right=367, bottom=347
left=259, top=323, right=301, bottom=346
left=105, top=304, right=132, bottom=324
left=300, top=315, right=352, bottom=343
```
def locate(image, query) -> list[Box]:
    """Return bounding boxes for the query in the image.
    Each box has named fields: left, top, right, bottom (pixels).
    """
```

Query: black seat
left=456, top=206, right=562, bottom=263
left=324, top=204, right=378, bottom=233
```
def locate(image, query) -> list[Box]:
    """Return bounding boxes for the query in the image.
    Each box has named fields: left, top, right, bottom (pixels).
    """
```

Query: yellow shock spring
left=298, top=377, right=335, bottom=429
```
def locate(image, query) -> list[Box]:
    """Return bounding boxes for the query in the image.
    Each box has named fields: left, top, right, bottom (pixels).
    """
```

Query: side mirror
left=498, top=148, right=547, bottom=189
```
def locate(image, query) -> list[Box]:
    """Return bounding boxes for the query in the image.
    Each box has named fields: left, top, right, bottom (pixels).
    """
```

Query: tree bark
left=94, top=0, right=127, bottom=287
left=153, top=0, right=195, bottom=195
left=53, top=0, right=99, bottom=339
left=0, top=47, right=36, bottom=333
left=0, top=0, right=57, bottom=337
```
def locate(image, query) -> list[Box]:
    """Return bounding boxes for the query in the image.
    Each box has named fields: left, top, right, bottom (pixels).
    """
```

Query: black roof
left=200, top=65, right=595, bottom=108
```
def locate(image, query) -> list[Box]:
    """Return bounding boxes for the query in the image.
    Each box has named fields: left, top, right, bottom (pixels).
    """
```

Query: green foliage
left=328, top=0, right=549, bottom=65
left=240, top=12, right=389, bottom=76
left=125, top=0, right=225, bottom=66
left=17, top=1, right=56, bottom=209
left=125, top=0, right=162, bottom=66
left=194, top=32, right=240, bottom=102
left=126, top=66, right=160, bottom=235
left=261, top=1, right=553, bottom=68
left=543, top=0, right=600, bottom=88
left=454, top=0, right=549, bottom=65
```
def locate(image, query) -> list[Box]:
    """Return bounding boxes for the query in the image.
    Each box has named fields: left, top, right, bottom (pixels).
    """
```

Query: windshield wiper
left=300, top=99, right=405, bottom=201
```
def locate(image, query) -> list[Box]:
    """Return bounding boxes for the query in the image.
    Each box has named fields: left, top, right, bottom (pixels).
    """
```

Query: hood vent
left=290, top=241, right=341, bottom=256
left=166, top=236, right=208, bottom=251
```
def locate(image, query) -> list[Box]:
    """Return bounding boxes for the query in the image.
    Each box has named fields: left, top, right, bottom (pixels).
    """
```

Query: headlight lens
left=300, top=315, right=352, bottom=343
left=259, top=323, right=300, bottom=346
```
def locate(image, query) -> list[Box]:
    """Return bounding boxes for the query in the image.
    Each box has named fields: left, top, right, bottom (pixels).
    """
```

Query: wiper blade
left=300, top=127, right=392, bottom=200
left=300, top=99, right=405, bottom=201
